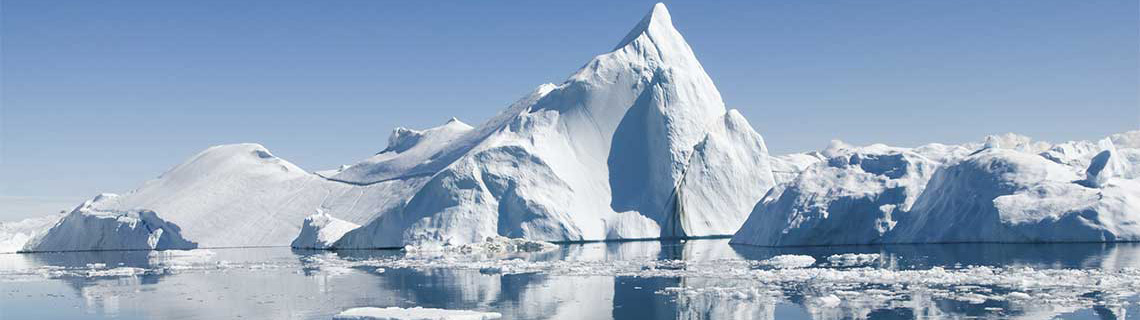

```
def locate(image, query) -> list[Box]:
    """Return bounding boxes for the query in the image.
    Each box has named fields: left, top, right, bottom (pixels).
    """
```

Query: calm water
left=1, top=239, right=1138, bottom=319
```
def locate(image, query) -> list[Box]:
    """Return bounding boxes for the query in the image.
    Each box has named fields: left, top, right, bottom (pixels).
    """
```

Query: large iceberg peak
left=609, top=2, right=706, bottom=76
left=615, top=3, right=676, bottom=49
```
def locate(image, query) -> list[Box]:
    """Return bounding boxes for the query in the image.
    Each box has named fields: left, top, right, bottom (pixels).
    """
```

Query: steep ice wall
left=23, top=194, right=197, bottom=252
left=335, top=3, right=776, bottom=248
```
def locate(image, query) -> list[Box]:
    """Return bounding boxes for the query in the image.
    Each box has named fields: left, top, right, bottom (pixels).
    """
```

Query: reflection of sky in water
left=0, top=239, right=1137, bottom=319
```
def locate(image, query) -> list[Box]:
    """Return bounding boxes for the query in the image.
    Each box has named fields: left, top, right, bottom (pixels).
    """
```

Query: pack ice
left=732, top=131, right=1140, bottom=246
left=10, top=3, right=777, bottom=251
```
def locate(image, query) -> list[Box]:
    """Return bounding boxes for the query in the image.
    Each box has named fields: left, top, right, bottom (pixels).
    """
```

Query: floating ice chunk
left=291, top=210, right=360, bottom=249
left=756, top=255, right=816, bottom=269
left=825, top=253, right=881, bottom=267
left=815, top=294, right=841, bottom=308
left=22, top=194, right=197, bottom=252
left=334, top=307, right=502, bottom=320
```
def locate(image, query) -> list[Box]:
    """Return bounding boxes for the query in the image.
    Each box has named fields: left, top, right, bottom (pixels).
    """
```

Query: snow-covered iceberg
left=733, top=132, right=1140, bottom=246
left=10, top=3, right=777, bottom=250
left=22, top=194, right=197, bottom=252
left=290, top=210, right=360, bottom=249
left=332, top=3, right=776, bottom=248
left=17, top=143, right=428, bottom=251
left=732, top=141, right=968, bottom=246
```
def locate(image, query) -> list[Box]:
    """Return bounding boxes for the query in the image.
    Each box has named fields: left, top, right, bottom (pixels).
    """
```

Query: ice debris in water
left=334, top=307, right=502, bottom=320
left=825, top=253, right=880, bottom=267
left=755, top=254, right=816, bottom=269
left=402, top=236, right=558, bottom=255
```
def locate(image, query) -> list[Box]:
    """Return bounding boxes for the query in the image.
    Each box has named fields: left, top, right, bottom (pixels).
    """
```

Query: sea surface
left=1, top=239, right=1138, bottom=319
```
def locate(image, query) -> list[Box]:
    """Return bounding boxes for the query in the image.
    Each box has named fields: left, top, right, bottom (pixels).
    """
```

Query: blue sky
left=1, top=1, right=1137, bottom=220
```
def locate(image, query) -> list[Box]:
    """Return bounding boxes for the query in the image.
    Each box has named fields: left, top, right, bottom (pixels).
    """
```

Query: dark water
left=1, top=239, right=1138, bottom=319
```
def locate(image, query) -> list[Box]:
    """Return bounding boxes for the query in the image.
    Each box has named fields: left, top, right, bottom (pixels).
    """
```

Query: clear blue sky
left=2, top=1, right=1137, bottom=220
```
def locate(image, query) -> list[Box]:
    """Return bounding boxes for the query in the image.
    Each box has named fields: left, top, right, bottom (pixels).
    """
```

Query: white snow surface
left=8, top=3, right=1136, bottom=251
left=0, top=213, right=62, bottom=253
left=734, top=131, right=1140, bottom=246
left=755, top=255, right=816, bottom=269
left=10, top=3, right=776, bottom=250
left=290, top=210, right=360, bottom=249
left=22, top=194, right=197, bottom=252
left=334, top=3, right=776, bottom=248
left=334, top=307, right=502, bottom=320
left=19, top=143, right=427, bottom=251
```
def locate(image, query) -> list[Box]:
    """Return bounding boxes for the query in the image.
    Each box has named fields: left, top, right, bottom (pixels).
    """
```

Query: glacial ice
left=3, top=3, right=1137, bottom=251
left=333, top=3, right=775, bottom=248
left=334, top=307, right=502, bottom=320
left=0, top=213, right=62, bottom=253
left=291, top=210, right=360, bottom=249
left=22, top=194, right=197, bottom=252
left=733, top=131, right=1140, bottom=246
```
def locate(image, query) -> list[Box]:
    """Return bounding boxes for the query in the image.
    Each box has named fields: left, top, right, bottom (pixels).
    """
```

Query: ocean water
left=1, top=239, right=1137, bottom=319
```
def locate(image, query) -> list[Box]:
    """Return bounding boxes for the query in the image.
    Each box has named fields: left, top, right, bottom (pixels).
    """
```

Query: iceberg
left=7, top=3, right=1134, bottom=251
left=22, top=194, right=196, bottom=252
left=332, top=3, right=776, bottom=248
left=11, top=3, right=776, bottom=250
left=733, top=132, right=1140, bottom=246
left=17, top=143, right=427, bottom=251
left=290, top=210, right=360, bottom=249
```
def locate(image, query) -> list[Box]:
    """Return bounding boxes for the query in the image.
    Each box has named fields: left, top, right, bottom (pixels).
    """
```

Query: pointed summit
left=608, top=3, right=705, bottom=75
left=615, top=3, right=680, bottom=49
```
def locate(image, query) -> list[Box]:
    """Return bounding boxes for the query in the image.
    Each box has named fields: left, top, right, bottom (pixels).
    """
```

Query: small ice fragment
left=757, top=255, right=816, bottom=269
left=334, top=307, right=502, bottom=320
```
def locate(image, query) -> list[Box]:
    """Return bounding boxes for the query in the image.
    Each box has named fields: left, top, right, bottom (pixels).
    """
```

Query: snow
left=334, top=3, right=775, bottom=248
left=291, top=210, right=360, bottom=249
left=324, top=118, right=475, bottom=183
left=5, top=1, right=1136, bottom=251
left=734, top=131, right=1140, bottom=246
left=732, top=141, right=957, bottom=246
left=825, top=253, right=881, bottom=267
left=22, top=194, right=197, bottom=252
left=334, top=307, right=502, bottom=320
left=0, top=213, right=61, bottom=253
left=756, top=255, right=815, bottom=269
left=18, top=143, right=427, bottom=251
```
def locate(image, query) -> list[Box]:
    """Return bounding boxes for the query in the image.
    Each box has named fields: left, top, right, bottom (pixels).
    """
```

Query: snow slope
left=733, top=132, right=1140, bottom=246
left=19, top=143, right=428, bottom=251
left=334, top=3, right=776, bottom=248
